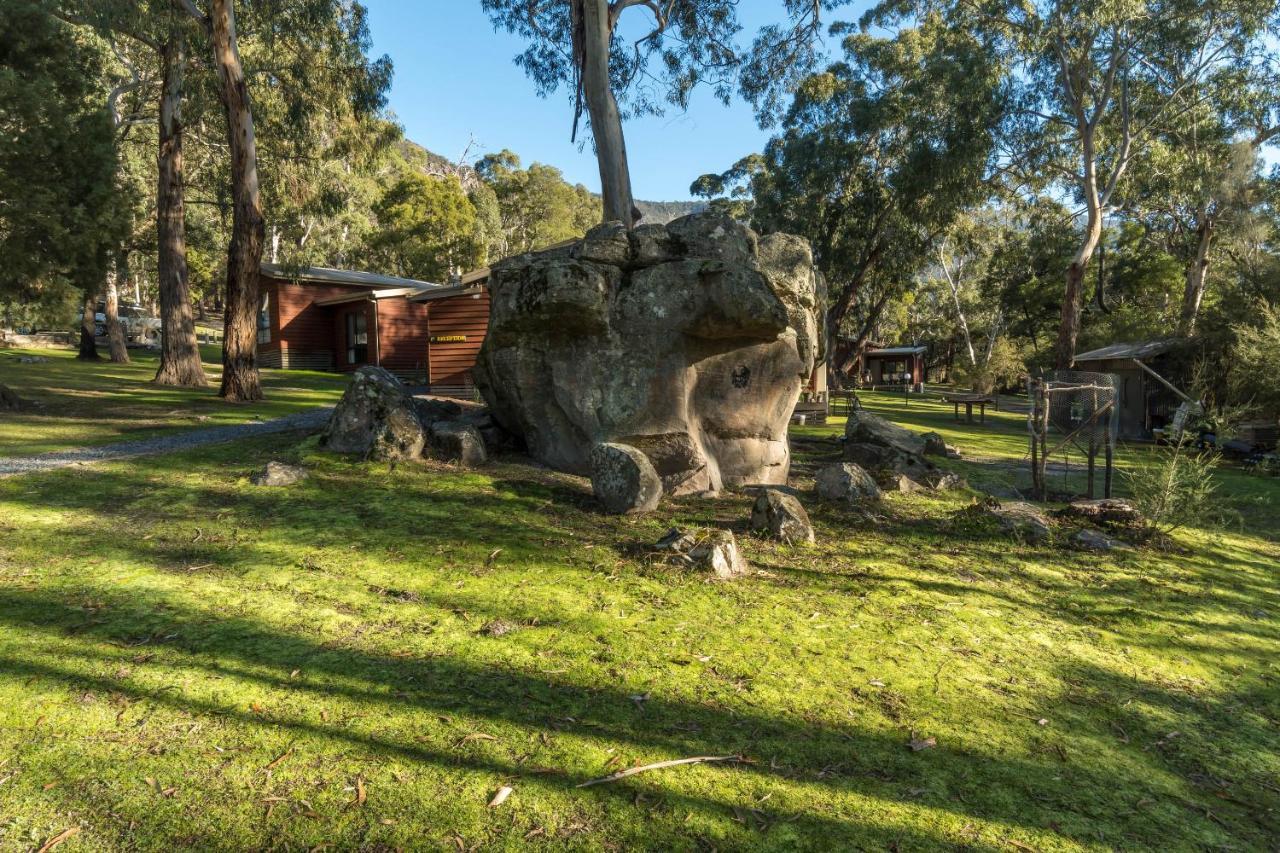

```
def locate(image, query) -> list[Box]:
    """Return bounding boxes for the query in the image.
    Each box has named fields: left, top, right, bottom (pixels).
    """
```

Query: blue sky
left=362, top=1, right=865, bottom=201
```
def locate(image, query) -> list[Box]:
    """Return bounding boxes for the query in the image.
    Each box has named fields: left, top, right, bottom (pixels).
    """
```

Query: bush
left=1125, top=438, right=1232, bottom=534
left=1228, top=304, right=1280, bottom=421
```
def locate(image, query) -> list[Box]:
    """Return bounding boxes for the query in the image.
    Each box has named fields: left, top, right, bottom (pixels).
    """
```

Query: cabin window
left=346, top=310, right=368, bottom=364
left=257, top=293, right=271, bottom=344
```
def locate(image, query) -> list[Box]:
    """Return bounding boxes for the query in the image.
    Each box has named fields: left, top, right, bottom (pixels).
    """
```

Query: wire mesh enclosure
left=1029, top=370, right=1120, bottom=500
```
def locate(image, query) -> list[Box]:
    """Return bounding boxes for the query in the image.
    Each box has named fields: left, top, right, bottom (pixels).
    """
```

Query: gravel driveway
left=0, top=407, right=333, bottom=477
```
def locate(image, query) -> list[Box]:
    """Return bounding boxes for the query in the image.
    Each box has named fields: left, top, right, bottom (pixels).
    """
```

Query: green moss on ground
left=0, top=346, right=347, bottom=457
left=1, top=407, right=1277, bottom=850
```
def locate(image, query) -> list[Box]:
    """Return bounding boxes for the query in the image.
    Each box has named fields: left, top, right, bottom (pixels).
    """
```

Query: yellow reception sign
left=430, top=335, right=467, bottom=343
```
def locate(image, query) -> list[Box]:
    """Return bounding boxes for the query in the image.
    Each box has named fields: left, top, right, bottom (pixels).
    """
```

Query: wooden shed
left=1072, top=338, right=1191, bottom=441
left=862, top=345, right=927, bottom=390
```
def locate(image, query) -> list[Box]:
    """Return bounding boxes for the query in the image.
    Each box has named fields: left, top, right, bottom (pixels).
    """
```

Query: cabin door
left=342, top=308, right=369, bottom=366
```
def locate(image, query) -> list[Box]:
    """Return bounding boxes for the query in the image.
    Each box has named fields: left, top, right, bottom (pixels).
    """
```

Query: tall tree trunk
left=153, top=32, right=207, bottom=388
left=105, top=251, right=130, bottom=363
left=77, top=292, right=101, bottom=361
left=1178, top=213, right=1213, bottom=336
left=209, top=0, right=264, bottom=402
left=1055, top=207, right=1103, bottom=369
left=575, top=0, right=638, bottom=227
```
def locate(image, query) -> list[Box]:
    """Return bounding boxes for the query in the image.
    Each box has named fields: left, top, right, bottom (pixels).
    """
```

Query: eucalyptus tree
left=476, top=150, right=601, bottom=254
left=175, top=0, right=391, bottom=401
left=481, top=0, right=852, bottom=228
left=694, top=15, right=1005, bottom=377
left=870, top=0, right=1270, bottom=367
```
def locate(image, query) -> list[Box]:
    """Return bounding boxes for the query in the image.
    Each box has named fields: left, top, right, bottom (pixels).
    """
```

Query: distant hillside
left=635, top=199, right=707, bottom=224
left=398, top=138, right=707, bottom=225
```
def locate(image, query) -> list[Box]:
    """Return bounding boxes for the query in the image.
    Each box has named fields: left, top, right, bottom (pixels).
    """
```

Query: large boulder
left=814, top=462, right=882, bottom=502
left=988, top=501, right=1053, bottom=543
left=474, top=213, right=822, bottom=496
left=749, top=488, right=815, bottom=545
left=1058, top=498, right=1143, bottom=528
left=842, top=409, right=942, bottom=489
left=590, top=442, right=663, bottom=514
left=321, top=366, right=425, bottom=461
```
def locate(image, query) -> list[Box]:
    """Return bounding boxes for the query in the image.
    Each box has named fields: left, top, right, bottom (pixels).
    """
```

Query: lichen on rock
left=474, top=213, right=823, bottom=495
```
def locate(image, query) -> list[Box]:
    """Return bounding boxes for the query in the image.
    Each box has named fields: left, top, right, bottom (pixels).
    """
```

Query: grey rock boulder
left=750, top=488, right=816, bottom=545
left=844, top=409, right=928, bottom=457
left=321, top=366, right=425, bottom=461
left=814, top=462, right=883, bottom=502
left=474, top=212, right=821, bottom=497
left=590, top=442, right=663, bottom=514
left=989, top=502, right=1053, bottom=543
left=429, top=421, right=488, bottom=467
left=251, top=461, right=308, bottom=487
left=1072, top=528, right=1134, bottom=551
left=1059, top=498, right=1143, bottom=527
left=921, top=470, right=967, bottom=491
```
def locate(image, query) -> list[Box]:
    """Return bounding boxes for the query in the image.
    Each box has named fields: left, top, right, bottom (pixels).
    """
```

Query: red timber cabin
left=257, top=263, right=491, bottom=394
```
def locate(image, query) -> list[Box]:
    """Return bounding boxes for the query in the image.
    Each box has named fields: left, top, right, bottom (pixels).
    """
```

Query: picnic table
left=942, top=393, right=996, bottom=424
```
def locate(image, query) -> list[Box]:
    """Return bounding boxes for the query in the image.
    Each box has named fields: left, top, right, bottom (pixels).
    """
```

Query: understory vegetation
left=1, top=395, right=1276, bottom=850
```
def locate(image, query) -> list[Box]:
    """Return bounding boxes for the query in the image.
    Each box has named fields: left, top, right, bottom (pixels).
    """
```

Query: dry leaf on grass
left=354, top=776, right=367, bottom=807
left=488, top=785, right=513, bottom=807
left=36, top=827, right=80, bottom=853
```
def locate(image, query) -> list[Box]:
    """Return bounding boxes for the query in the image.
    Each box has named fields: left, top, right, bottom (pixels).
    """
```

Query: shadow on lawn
left=1, top=448, right=1277, bottom=846
left=1, top=582, right=1276, bottom=848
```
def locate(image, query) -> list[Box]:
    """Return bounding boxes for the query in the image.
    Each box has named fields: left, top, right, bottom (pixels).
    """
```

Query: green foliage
left=1124, top=438, right=1230, bottom=535
left=476, top=150, right=600, bottom=255
left=0, top=0, right=125, bottom=301
left=367, top=173, right=483, bottom=282
left=699, top=14, right=1004, bottom=344
left=952, top=337, right=1026, bottom=394
left=1227, top=302, right=1280, bottom=419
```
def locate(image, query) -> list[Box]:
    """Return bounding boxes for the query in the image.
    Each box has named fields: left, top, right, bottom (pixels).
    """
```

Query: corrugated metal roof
left=407, top=283, right=486, bottom=304
left=1074, top=338, right=1182, bottom=362
left=260, top=263, right=441, bottom=292
left=866, top=345, right=927, bottom=356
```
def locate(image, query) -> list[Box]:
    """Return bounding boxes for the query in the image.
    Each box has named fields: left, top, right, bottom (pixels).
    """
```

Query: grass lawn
left=0, top=394, right=1277, bottom=850
left=0, top=346, right=348, bottom=457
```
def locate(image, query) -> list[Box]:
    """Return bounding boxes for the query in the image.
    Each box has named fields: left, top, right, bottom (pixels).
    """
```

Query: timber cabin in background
left=257, top=263, right=491, bottom=395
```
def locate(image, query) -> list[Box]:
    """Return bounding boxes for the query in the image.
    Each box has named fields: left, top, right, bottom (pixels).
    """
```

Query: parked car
left=74, top=303, right=161, bottom=344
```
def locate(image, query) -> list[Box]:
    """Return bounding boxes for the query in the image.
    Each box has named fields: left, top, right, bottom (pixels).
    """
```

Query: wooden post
left=1104, top=442, right=1114, bottom=498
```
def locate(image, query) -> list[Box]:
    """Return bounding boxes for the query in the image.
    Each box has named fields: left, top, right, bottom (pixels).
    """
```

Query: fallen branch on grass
left=574, top=755, right=740, bottom=788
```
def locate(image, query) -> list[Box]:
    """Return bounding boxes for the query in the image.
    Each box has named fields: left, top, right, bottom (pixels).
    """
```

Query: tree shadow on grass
left=0, top=582, right=1273, bottom=849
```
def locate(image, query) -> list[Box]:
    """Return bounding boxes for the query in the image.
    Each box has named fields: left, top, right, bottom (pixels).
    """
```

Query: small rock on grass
left=479, top=619, right=519, bottom=637
left=651, top=528, right=748, bottom=578
left=814, top=462, right=882, bottom=502
left=749, top=488, right=815, bottom=544
left=429, top=421, right=487, bottom=467
left=251, top=461, right=308, bottom=487
left=1072, top=528, right=1134, bottom=552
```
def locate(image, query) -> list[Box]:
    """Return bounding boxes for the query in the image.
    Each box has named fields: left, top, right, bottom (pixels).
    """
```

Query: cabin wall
left=427, top=290, right=490, bottom=395
left=259, top=276, right=368, bottom=371
left=376, top=296, right=430, bottom=382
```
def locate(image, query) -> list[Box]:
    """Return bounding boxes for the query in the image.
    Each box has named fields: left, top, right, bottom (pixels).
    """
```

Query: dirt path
left=0, top=407, right=332, bottom=477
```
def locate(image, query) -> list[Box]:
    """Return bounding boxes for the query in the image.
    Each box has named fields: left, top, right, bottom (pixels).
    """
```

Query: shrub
left=1228, top=304, right=1280, bottom=421
left=1125, top=437, right=1232, bottom=535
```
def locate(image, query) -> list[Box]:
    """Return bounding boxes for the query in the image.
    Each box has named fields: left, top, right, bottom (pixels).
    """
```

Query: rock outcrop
left=749, top=488, right=815, bottom=545
left=321, top=366, right=425, bottom=461
left=474, top=214, right=822, bottom=495
left=842, top=410, right=957, bottom=491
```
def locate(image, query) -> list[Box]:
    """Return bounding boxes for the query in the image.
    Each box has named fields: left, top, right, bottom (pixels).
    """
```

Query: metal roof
left=866, top=345, right=927, bottom=356
left=1074, top=338, right=1182, bottom=362
left=260, top=263, right=441, bottom=292
left=313, top=287, right=426, bottom=307
left=407, top=283, right=486, bottom=304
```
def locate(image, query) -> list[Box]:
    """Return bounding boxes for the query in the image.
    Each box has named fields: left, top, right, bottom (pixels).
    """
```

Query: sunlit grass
left=1, top=414, right=1277, bottom=849
left=0, top=346, right=347, bottom=456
